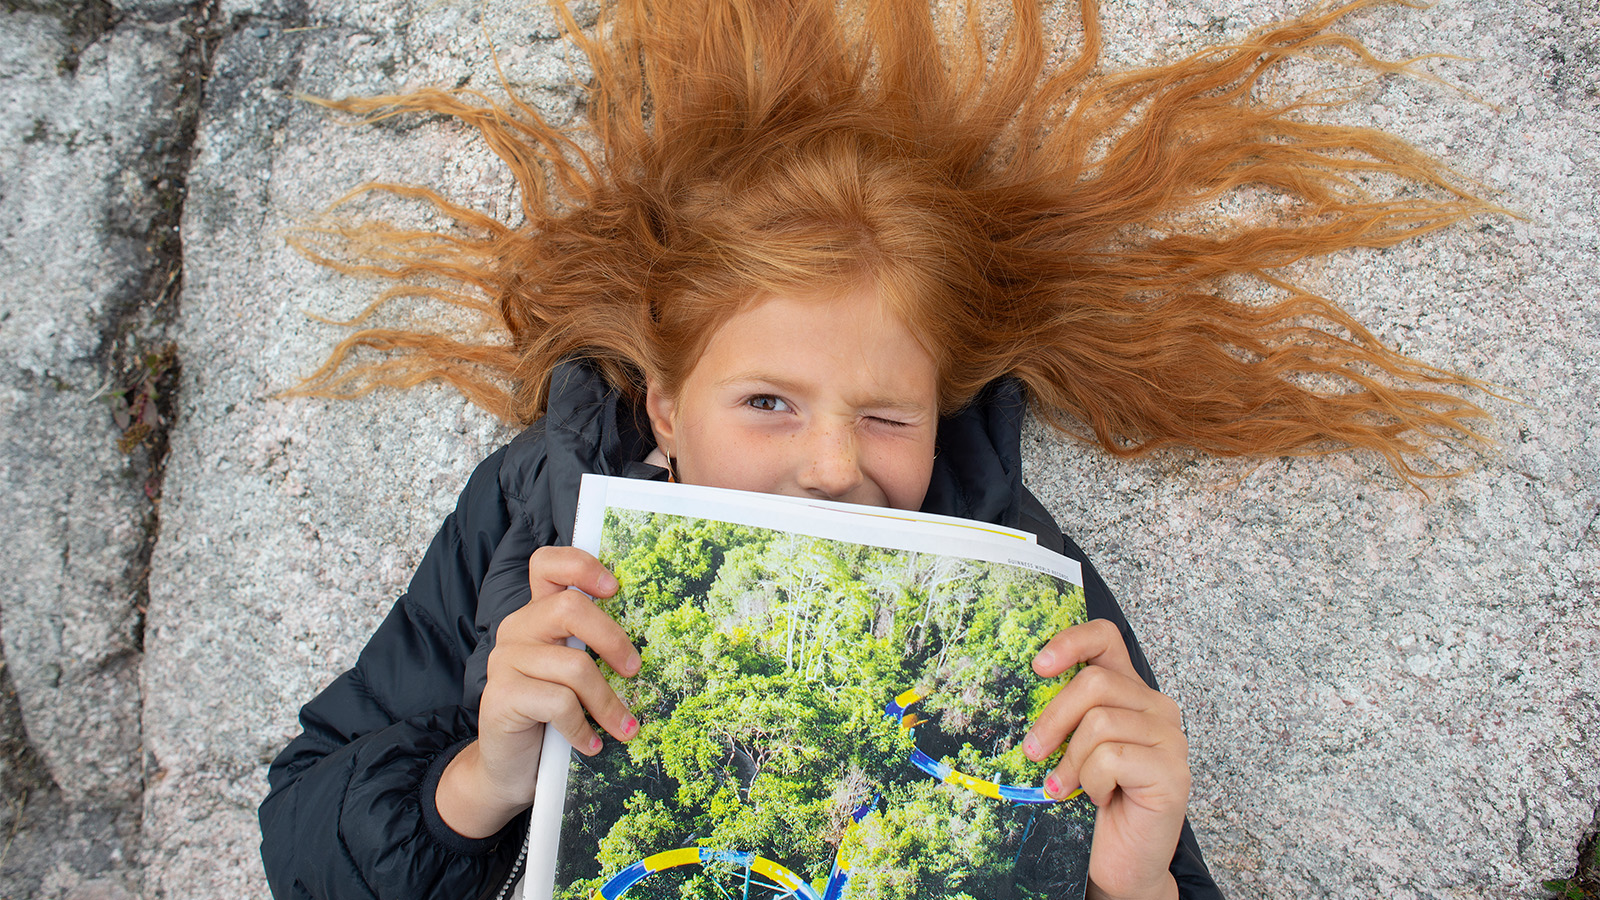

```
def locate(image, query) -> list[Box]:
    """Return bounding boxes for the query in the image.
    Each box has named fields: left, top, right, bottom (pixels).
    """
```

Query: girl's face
left=646, top=285, right=940, bottom=510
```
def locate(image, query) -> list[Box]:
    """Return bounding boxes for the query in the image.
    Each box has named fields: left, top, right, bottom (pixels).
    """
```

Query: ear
left=644, top=377, right=677, bottom=454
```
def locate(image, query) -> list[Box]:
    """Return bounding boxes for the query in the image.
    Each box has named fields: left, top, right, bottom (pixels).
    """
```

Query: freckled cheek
left=691, top=422, right=795, bottom=492
left=742, top=432, right=804, bottom=491
left=865, top=439, right=937, bottom=509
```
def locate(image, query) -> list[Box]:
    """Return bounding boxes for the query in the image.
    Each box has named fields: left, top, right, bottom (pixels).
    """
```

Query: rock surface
left=0, top=2, right=202, bottom=896
left=1, top=0, right=1595, bottom=897
left=1025, top=3, right=1600, bottom=897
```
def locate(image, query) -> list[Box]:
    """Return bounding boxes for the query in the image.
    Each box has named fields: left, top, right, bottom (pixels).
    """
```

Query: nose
left=798, top=424, right=865, bottom=500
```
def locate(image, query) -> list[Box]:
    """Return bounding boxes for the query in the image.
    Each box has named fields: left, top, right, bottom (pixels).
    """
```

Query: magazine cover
left=523, top=475, right=1096, bottom=900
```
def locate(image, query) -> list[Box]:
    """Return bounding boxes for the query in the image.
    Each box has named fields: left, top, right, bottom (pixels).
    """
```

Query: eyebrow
left=715, top=373, right=933, bottom=414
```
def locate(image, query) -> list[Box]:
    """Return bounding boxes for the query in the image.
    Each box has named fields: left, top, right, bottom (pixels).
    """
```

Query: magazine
left=519, top=474, right=1096, bottom=900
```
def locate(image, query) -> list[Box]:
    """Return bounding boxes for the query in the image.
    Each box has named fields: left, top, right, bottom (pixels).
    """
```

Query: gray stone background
left=0, top=0, right=1594, bottom=897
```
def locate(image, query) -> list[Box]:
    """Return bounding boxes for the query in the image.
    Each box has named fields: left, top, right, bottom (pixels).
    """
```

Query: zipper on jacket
left=492, top=836, right=528, bottom=900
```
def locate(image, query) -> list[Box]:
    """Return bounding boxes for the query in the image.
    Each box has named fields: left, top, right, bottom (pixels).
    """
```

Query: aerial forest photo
left=552, top=508, right=1096, bottom=900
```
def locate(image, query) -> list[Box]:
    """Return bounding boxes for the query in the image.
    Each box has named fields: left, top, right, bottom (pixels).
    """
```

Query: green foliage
left=558, top=510, right=1092, bottom=899
left=602, top=511, right=747, bottom=627
left=102, top=343, right=177, bottom=455
left=1545, top=829, right=1600, bottom=900
left=590, top=793, right=678, bottom=882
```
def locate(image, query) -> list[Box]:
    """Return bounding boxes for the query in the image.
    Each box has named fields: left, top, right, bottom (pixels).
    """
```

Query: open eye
left=746, top=395, right=791, bottom=413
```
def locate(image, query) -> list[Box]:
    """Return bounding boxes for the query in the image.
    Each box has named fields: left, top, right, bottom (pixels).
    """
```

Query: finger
left=1072, top=741, right=1191, bottom=812
left=527, top=546, right=619, bottom=602
left=545, top=682, right=612, bottom=757
left=1023, top=665, right=1180, bottom=759
left=1056, top=705, right=1183, bottom=789
left=491, top=641, right=640, bottom=742
left=1032, top=618, right=1135, bottom=680
left=501, top=588, right=642, bottom=677
left=485, top=676, right=606, bottom=757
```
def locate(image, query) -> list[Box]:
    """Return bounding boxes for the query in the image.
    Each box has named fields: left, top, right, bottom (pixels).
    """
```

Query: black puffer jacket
left=259, top=361, right=1222, bottom=899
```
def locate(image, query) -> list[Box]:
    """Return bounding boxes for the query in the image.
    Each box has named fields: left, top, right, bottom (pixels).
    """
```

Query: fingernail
left=589, top=735, right=603, bottom=753
left=1023, top=733, right=1041, bottom=759
left=599, top=573, right=619, bottom=593
left=621, top=716, right=638, bottom=738
left=623, top=652, right=641, bottom=676
left=1045, top=774, right=1062, bottom=797
left=1034, top=649, right=1055, bottom=670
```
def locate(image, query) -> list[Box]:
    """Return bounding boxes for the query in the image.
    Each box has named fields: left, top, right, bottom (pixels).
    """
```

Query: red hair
left=293, top=0, right=1497, bottom=480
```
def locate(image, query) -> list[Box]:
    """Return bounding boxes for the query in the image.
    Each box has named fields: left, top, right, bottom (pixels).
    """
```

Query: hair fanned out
left=292, top=0, right=1498, bottom=481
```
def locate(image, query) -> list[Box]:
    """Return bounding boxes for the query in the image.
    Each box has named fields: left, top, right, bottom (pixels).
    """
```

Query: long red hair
left=293, top=0, right=1497, bottom=480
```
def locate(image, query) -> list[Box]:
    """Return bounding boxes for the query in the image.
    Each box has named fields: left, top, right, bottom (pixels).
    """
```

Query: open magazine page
left=730, top=488, right=1040, bottom=546
left=522, top=475, right=1094, bottom=900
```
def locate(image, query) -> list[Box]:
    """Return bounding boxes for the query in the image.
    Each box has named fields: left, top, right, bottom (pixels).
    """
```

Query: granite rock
left=0, top=2, right=203, bottom=896
left=2, top=0, right=1595, bottom=897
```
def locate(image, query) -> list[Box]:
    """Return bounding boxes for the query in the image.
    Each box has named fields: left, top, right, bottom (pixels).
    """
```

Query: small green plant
left=105, top=344, right=176, bottom=454
left=1545, top=831, right=1600, bottom=900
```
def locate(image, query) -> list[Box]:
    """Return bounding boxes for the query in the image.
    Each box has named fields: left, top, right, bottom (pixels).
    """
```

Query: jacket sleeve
left=259, top=447, right=529, bottom=900
left=1019, top=488, right=1226, bottom=900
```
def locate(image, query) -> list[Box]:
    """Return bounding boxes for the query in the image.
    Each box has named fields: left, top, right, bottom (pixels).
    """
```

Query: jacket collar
left=922, top=377, right=1029, bottom=529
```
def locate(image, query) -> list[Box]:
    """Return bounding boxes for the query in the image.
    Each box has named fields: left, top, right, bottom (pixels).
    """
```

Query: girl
left=259, top=1, right=1492, bottom=898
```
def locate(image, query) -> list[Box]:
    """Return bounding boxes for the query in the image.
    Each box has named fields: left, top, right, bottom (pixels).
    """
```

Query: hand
left=436, top=546, right=642, bottom=838
left=1021, top=619, right=1188, bottom=900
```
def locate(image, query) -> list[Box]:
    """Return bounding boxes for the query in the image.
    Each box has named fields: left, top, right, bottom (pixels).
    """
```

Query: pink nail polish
left=622, top=716, right=638, bottom=738
left=1045, top=774, right=1061, bottom=796
left=1023, top=733, right=1041, bottom=758
left=589, top=735, right=603, bottom=752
